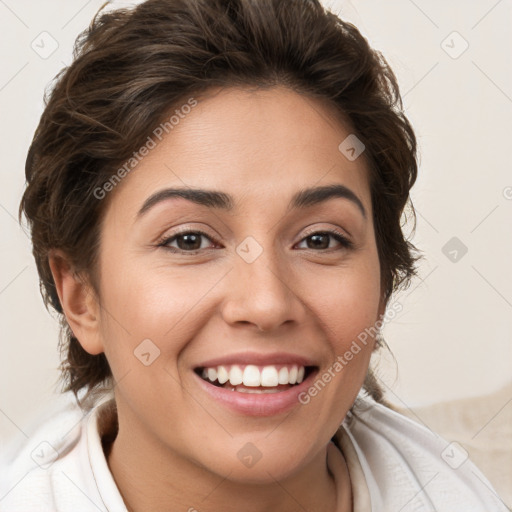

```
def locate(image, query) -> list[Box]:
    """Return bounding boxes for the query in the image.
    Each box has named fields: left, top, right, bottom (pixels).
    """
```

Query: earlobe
left=48, top=250, right=104, bottom=355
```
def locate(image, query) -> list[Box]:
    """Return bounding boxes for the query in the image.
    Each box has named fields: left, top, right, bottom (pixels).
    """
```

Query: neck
left=105, top=415, right=352, bottom=512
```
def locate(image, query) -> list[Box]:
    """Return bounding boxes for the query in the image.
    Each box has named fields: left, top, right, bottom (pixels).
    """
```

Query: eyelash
left=157, top=228, right=354, bottom=254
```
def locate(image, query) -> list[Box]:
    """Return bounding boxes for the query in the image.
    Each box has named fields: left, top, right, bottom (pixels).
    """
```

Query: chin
left=189, top=435, right=322, bottom=485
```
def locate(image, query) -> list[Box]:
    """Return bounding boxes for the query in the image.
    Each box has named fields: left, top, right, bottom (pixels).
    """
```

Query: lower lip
left=193, top=370, right=317, bottom=417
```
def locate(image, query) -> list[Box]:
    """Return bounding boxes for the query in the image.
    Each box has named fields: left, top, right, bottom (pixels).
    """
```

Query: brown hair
left=20, top=0, right=420, bottom=408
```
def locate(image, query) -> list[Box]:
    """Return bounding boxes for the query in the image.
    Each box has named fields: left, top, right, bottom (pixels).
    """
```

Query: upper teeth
left=201, top=364, right=306, bottom=387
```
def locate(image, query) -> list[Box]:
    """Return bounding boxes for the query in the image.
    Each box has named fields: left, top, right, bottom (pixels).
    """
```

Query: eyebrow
left=137, top=183, right=367, bottom=219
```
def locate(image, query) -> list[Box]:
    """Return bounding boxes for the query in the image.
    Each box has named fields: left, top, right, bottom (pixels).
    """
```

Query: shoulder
left=0, top=393, right=113, bottom=511
left=337, top=393, right=509, bottom=511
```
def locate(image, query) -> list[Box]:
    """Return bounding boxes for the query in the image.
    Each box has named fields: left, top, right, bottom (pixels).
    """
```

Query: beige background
left=0, top=0, right=511, bottom=502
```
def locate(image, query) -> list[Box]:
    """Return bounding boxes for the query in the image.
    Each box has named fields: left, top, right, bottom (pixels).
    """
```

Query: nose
left=220, top=243, right=307, bottom=333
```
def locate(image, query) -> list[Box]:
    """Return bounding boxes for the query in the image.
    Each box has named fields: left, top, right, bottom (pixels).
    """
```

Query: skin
left=50, top=86, right=386, bottom=512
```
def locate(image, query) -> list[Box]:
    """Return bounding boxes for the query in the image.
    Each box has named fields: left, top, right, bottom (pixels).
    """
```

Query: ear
left=48, top=250, right=104, bottom=355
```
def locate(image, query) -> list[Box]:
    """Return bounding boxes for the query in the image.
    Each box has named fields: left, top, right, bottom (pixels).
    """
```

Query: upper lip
left=194, top=351, right=317, bottom=369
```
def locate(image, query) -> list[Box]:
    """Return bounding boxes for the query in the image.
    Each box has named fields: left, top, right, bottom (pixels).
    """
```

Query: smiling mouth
left=194, top=364, right=317, bottom=393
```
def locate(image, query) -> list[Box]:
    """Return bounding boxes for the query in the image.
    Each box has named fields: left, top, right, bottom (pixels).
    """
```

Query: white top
left=0, top=391, right=508, bottom=511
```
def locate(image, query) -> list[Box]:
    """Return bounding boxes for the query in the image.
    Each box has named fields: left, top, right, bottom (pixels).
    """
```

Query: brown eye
left=297, top=230, right=353, bottom=251
left=158, top=230, right=218, bottom=253
left=174, top=233, right=203, bottom=251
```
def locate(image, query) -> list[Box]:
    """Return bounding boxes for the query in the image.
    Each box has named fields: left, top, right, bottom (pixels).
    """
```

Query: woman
left=1, top=0, right=507, bottom=510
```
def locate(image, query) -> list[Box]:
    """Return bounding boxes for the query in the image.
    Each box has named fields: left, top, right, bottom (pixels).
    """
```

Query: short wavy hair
left=20, top=0, right=420, bottom=408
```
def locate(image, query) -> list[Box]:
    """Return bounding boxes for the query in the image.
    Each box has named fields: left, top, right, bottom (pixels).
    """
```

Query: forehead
left=105, top=86, right=372, bottom=218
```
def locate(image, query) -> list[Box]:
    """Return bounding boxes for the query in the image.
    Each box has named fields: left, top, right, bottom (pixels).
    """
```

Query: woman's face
left=91, top=86, right=384, bottom=481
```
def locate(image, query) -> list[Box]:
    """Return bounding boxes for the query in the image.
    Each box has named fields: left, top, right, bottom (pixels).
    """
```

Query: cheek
left=306, top=253, right=382, bottom=373
left=96, top=257, right=224, bottom=368
left=293, top=260, right=382, bottom=437
left=313, top=254, right=382, bottom=332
